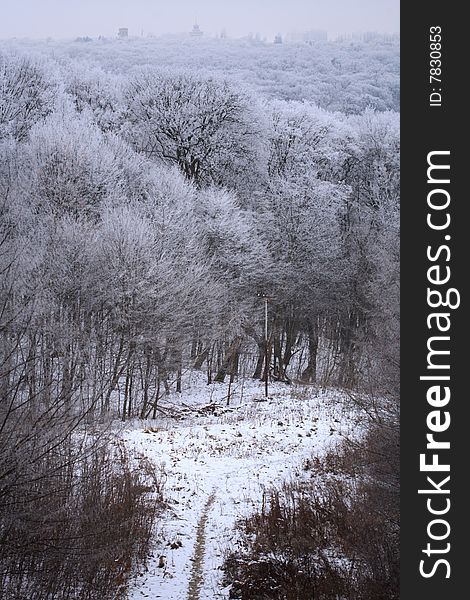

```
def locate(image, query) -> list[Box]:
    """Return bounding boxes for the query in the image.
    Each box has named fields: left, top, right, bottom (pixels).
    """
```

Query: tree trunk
left=273, top=332, right=282, bottom=379
left=253, top=341, right=265, bottom=379
left=194, top=347, right=209, bottom=369
left=214, top=336, right=242, bottom=383
left=103, top=336, right=126, bottom=413
left=149, top=375, right=161, bottom=420
left=338, top=312, right=358, bottom=388
left=140, top=348, right=152, bottom=419
left=301, top=318, right=319, bottom=383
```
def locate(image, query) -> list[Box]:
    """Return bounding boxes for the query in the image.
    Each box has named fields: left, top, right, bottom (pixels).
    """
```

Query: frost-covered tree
left=20, top=108, right=119, bottom=218
left=339, top=109, right=400, bottom=389
left=123, top=70, right=264, bottom=188
left=0, top=51, right=56, bottom=141
left=19, top=105, right=163, bottom=218
left=0, top=43, right=399, bottom=398
left=64, top=64, right=124, bottom=133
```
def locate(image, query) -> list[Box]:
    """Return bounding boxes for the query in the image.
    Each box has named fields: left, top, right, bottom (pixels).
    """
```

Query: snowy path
left=123, top=381, right=360, bottom=600
left=187, top=490, right=217, bottom=600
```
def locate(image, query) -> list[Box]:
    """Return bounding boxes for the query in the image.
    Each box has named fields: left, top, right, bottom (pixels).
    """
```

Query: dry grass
left=223, top=424, right=399, bottom=600
left=0, top=439, right=161, bottom=600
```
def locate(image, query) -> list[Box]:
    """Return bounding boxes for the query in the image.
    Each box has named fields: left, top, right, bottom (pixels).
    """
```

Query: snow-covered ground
left=122, top=375, right=362, bottom=600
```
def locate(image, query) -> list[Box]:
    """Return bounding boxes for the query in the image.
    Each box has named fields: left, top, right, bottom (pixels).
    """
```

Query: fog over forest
left=1, top=0, right=399, bottom=40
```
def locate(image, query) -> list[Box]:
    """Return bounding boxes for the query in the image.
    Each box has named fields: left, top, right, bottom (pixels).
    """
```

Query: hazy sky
left=0, top=0, right=399, bottom=40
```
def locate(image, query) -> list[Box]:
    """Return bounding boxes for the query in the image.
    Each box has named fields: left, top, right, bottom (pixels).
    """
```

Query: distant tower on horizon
left=274, top=33, right=283, bottom=44
left=190, top=21, right=203, bottom=37
left=118, top=28, right=128, bottom=39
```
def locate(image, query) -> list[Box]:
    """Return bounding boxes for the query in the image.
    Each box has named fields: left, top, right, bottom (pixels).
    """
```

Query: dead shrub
left=0, top=438, right=161, bottom=600
left=224, top=425, right=399, bottom=600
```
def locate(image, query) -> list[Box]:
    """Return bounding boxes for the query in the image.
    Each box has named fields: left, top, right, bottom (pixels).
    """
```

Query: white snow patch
left=123, top=376, right=361, bottom=599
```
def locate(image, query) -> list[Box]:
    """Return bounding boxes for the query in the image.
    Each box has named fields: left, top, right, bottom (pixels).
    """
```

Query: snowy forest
left=1, top=34, right=399, bottom=600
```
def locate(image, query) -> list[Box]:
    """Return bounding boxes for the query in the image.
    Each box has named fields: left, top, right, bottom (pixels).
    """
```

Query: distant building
left=287, top=30, right=328, bottom=44
left=362, top=31, right=400, bottom=43
left=118, top=28, right=128, bottom=39
left=190, top=22, right=203, bottom=37
left=335, top=31, right=399, bottom=43
left=274, top=33, right=283, bottom=44
left=304, top=29, right=327, bottom=43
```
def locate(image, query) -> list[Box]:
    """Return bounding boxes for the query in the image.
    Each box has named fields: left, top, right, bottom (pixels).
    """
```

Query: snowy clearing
left=122, top=376, right=363, bottom=600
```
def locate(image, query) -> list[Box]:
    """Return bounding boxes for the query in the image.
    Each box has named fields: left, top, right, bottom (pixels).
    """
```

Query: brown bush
left=0, top=439, right=161, bottom=600
left=224, top=425, right=399, bottom=600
